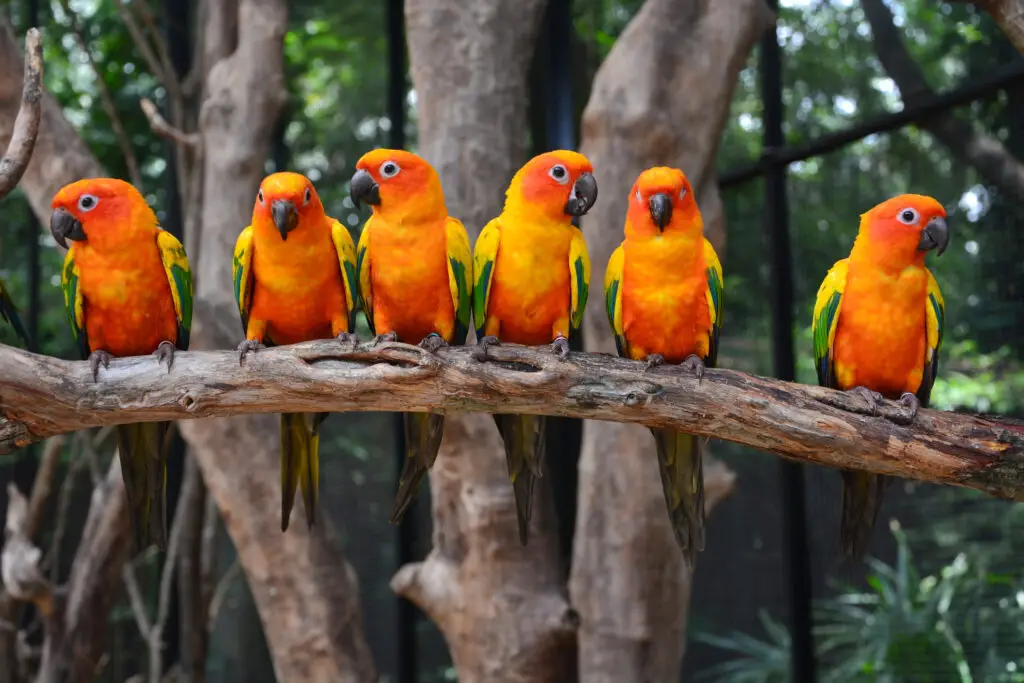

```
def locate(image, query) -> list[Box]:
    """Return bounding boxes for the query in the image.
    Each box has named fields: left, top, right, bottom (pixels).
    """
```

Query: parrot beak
left=564, top=172, right=598, bottom=218
left=50, top=207, right=86, bottom=249
left=271, top=199, right=299, bottom=241
left=649, top=193, right=672, bottom=231
left=918, top=216, right=949, bottom=257
left=350, top=169, right=381, bottom=210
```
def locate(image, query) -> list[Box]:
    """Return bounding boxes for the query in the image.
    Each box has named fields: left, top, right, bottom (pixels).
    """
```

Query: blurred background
left=0, top=0, right=1022, bottom=681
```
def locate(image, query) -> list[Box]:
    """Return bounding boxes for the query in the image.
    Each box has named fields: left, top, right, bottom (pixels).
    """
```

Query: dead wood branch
left=0, top=340, right=1021, bottom=500
left=140, top=98, right=199, bottom=147
left=0, top=27, right=41, bottom=200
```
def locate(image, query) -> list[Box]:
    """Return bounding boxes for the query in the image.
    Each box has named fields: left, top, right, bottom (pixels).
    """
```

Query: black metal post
left=759, top=5, right=815, bottom=682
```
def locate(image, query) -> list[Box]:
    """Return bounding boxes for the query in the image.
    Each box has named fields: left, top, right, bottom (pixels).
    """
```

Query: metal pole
left=759, top=3, right=816, bottom=681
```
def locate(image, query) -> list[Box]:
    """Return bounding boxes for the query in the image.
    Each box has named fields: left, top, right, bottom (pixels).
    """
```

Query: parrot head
left=50, top=178, right=156, bottom=251
left=857, top=194, right=950, bottom=265
left=505, top=150, right=598, bottom=226
left=253, top=172, right=325, bottom=242
left=349, top=149, right=447, bottom=222
left=625, top=166, right=702, bottom=238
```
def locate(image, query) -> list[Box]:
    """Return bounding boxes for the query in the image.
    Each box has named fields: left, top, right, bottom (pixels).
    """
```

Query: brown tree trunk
left=570, top=0, right=772, bottom=681
left=391, top=2, right=577, bottom=682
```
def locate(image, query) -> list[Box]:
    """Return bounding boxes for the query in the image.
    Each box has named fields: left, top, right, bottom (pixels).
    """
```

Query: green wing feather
left=0, top=276, right=29, bottom=346
left=330, top=219, right=360, bottom=333
left=472, top=218, right=501, bottom=339
left=811, top=259, right=849, bottom=389
left=702, top=239, right=724, bottom=369
left=60, top=248, right=90, bottom=360
left=445, top=217, right=473, bottom=344
left=356, top=219, right=375, bottom=335
left=232, top=226, right=255, bottom=337
left=569, top=227, right=590, bottom=337
left=156, top=229, right=193, bottom=351
left=603, top=244, right=627, bottom=358
left=917, top=270, right=945, bottom=407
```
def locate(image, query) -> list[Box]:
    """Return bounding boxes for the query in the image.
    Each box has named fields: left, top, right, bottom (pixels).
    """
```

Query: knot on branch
left=567, top=380, right=664, bottom=408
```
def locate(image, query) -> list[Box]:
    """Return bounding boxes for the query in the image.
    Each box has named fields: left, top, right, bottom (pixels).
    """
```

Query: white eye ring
left=897, top=207, right=919, bottom=225
left=78, top=194, right=99, bottom=212
left=549, top=164, right=569, bottom=185
left=303, top=187, right=312, bottom=205
left=257, top=189, right=265, bottom=205
left=380, top=161, right=400, bottom=178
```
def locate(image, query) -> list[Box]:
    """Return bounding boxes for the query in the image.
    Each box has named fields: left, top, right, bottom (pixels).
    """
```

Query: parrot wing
left=356, top=219, right=375, bottom=335
left=603, top=244, right=628, bottom=358
left=156, top=229, right=194, bottom=351
left=812, top=258, right=849, bottom=389
left=472, top=217, right=501, bottom=339
left=60, top=248, right=90, bottom=360
left=232, top=225, right=256, bottom=338
left=569, top=226, right=590, bottom=338
left=0, top=276, right=29, bottom=347
left=703, top=238, right=724, bottom=369
left=445, top=217, right=473, bottom=344
left=330, top=219, right=360, bottom=333
left=916, top=269, right=945, bottom=407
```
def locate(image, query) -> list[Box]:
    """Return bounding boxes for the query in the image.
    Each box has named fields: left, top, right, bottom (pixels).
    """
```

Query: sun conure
left=603, top=167, right=723, bottom=566
left=51, top=178, right=193, bottom=553
left=473, top=150, right=597, bottom=544
left=233, top=172, right=359, bottom=532
left=813, top=194, right=948, bottom=559
left=0, top=277, right=28, bottom=346
left=349, top=149, right=472, bottom=524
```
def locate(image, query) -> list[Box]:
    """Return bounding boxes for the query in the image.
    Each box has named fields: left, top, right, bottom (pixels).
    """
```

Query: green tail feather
left=0, top=282, right=29, bottom=347
left=650, top=428, right=706, bottom=567
left=115, top=422, right=171, bottom=553
left=840, top=470, right=887, bottom=559
left=281, top=412, right=320, bottom=532
left=390, top=412, right=446, bottom=524
left=493, top=413, right=546, bottom=545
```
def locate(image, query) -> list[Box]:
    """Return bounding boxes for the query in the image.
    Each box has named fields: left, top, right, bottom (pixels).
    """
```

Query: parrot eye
left=380, top=161, right=400, bottom=178
left=303, top=187, right=312, bottom=205
left=257, top=189, right=265, bottom=205
left=77, top=194, right=99, bottom=212
left=549, top=164, right=569, bottom=185
left=897, top=207, right=919, bottom=225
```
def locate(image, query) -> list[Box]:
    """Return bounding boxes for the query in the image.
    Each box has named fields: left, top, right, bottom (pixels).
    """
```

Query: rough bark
left=570, top=0, right=773, bottom=680
left=0, top=27, right=41, bottom=200
left=395, top=2, right=577, bottom=681
left=863, top=0, right=1024, bottom=200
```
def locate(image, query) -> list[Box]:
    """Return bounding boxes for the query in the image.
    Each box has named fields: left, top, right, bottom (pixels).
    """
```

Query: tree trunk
left=392, top=2, right=577, bottom=681
left=570, top=0, right=772, bottom=681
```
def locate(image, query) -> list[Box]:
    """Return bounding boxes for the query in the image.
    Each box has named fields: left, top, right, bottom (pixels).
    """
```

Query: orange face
left=625, top=166, right=702, bottom=238
left=253, top=172, right=324, bottom=241
left=350, top=149, right=446, bottom=222
left=860, top=194, right=950, bottom=263
left=50, top=177, right=154, bottom=250
left=508, top=150, right=597, bottom=223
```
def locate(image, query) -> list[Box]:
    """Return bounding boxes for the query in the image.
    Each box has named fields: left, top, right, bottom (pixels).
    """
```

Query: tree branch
left=1, top=340, right=1021, bottom=498
left=140, top=97, right=199, bottom=147
left=0, top=27, right=41, bottom=201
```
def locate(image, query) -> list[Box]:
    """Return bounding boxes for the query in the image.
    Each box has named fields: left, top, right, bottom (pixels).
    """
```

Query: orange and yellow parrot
left=0, top=277, right=28, bottom=346
left=603, top=167, right=723, bottom=566
left=349, top=149, right=472, bottom=524
left=51, top=178, right=193, bottom=552
left=473, top=150, right=597, bottom=544
left=813, top=194, right=948, bottom=558
left=233, top=172, right=359, bottom=532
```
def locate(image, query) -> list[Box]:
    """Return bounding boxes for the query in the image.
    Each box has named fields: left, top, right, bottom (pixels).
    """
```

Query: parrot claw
left=644, top=354, right=666, bottom=371
left=418, top=333, right=448, bottom=353
left=88, top=350, right=113, bottom=382
left=335, top=331, right=358, bottom=346
left=849, top=385, right=885, bottom=416
left=473, top=335, right=501, bottom=361
left=550, top=335, right=571, bottom=360
left=237, top=339, right=265, bottom=365
left=372, top=331, right=398, bottom=347
left=895, top=392, right=921, bottom=425
left=680, top=354, right=706, bottom=381
left=153, top=341, right=176, bottom=373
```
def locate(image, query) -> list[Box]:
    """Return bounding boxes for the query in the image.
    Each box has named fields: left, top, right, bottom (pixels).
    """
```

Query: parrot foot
left=644, top=353, right=666, bottom=371
left=550, top=335, right=571, bottom=360
left=153, top=340, right=177, bottom=372
left=894, top=392, right=921, bottom=425
left=372, top=331, right=398, bottom=347
left=473, top=335, right=501, bottom=361
left=335, top=331, right=359, bottom=346
left=680, top=354, right=706, bottom=381
left=418, top=333, right=448, bottom=353
left=236, top=339, right=265, bottom=365
left=848, top=385, right=885, bottom=416
left=88, top=350, right=113, bottom=382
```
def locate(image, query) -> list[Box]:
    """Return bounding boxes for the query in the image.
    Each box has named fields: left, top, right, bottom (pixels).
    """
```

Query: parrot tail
left=650, top=428, right=706, bottom=568
left=389, top=412, right=446, bottom=524
left=115, top=422, right=171, bottom=553
left=493, top=413, right=546, bottom=545
left=840, top=470, right=887, bottom=559
left=280, top=412, right=321, bottom=532
left=0, top=283, right=29, bottom=347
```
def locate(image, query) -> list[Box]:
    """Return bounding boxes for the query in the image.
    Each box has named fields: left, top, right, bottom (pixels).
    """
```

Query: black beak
left=649, top=193, right=672, bottom=231
left=50, top=207, right=86, bottom=249
left=918, top=216, right=950, bottom=257
left=350, top=169, right=380, bottom=210
left=271, top=199, right=299, bottom=241
left=564, top=172, right=598, bottom=218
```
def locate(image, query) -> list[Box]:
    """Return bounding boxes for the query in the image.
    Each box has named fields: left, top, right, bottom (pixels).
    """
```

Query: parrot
left=50, top=178, right=193, bottom=553
left=349, top=149, right=473, bottom=524
left=233, top=171, right=360, bottom=532
left=0, top=277, right=28, bottom=346
left=603, top=167, right=723, bottom=567
left=812, top=194, right=948, bottom=559
left=472, top=149, right=597, bottom=545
